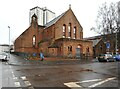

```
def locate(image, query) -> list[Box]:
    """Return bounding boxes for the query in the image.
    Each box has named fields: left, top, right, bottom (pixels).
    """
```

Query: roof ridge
left=45, top=11, right=66, bottom=28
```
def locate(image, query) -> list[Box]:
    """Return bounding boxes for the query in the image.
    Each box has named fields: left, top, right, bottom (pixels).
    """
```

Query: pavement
left=7, top=54, right=94, bottom=66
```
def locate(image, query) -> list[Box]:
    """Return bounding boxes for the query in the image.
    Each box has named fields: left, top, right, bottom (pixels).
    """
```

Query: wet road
left=1, top=54, right=120, bottom=89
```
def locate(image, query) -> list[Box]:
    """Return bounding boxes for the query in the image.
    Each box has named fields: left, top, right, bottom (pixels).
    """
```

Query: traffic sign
left=106, top=42, right=110, bottom=49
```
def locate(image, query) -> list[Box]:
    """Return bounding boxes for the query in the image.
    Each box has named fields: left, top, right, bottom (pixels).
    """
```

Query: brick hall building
left=14, top=6, right=93, bottom=58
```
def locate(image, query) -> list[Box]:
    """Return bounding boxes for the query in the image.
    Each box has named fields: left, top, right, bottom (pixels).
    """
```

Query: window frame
left=63, top=24, right=66, bottom=38
left=32, top=35, right=36, bottom=47
left=68, top=23, right=72, bottom=38
left=74, top=26, right=77, bottom=39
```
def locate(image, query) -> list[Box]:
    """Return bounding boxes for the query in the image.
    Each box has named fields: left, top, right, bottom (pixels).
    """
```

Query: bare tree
left=91, top=2, right=120, bottom=53
left=91, top=2, right=119, bottom=35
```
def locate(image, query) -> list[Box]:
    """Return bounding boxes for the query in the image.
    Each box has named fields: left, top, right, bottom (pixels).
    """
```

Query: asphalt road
left=1, top=54, right=120, bottom=89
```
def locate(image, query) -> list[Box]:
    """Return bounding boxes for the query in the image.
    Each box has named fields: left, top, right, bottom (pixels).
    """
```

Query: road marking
left=9, top=65, right=16, bottom=78
left=13, top=77, right=18, bottom=80
left=9, top=64, right=21, bottom=87
left=89, top=77, right=116, bottom=88
left=64, top=77, right=116, bottom=88
left=64, top=82, right=82, bottom=87
left=64, top=79, right=102, bottom=88
left=11, top=70, right=16, bottom=78
left=14, top=82, right=21, bottom=87
left=13, top=76, right=33, bottom=88
left=21, top=76, right=31, bottom=86
left=79, top=78, right=102, bottom=83
left=24, top=81, right=32, bottom=86
left=21, top=76, right=27, bottom=80
left=8, top=65, right=32, bottom=88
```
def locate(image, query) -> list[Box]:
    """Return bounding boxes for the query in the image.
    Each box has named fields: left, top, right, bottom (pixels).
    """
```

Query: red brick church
left=14, top=6, right=93, bottom=58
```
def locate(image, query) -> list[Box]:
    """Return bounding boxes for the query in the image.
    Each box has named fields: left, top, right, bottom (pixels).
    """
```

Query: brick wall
left=14, top=15, right=39, bottom=54
left=54, top=8, right=83, bottom=40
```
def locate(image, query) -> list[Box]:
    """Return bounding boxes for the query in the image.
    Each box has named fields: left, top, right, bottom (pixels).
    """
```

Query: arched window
left=86, top=47, right=89, bottom=52
left=68, top=23, right=71, bottom=38
left=32, top=16, right=37, bottom=29
left=63, top=24, right=66, bottom=38
left=33, top=35, right=36, bottom=46
left=74, top=27, right=76, bottom=39
left=68, top=46, right=72, bottom=52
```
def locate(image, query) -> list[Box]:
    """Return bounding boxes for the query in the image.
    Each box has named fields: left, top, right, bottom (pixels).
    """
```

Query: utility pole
left=115, top=30, right=118, bottom=54
left=8, top=26, right=10, bottom=59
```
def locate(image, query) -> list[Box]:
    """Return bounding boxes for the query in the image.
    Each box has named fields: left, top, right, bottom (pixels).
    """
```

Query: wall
left=54, top=9, right=83, bottom=40
left=14, top=15, right=39, bottom=54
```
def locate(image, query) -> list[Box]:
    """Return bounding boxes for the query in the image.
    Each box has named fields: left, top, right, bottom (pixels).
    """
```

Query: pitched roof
left=92, top=39, right=102, bottom=46
left=45, top=12, right=65, bottom=28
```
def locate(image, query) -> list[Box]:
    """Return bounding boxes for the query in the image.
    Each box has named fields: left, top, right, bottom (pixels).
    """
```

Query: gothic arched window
left=68, top=23, right=72, bottom=38
left=74, top=26, right=76, bottom=39
left=33, top=35, right=36, bottom=46
left=63, top=24, right=66, bottom=38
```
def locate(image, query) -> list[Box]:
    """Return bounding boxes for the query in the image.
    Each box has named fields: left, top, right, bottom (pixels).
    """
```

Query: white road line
left=13, top=77, right=18, bottom=80
left=64, top=82, right=82, bottom=88
left=24, top=81, right=32, bottom=86
left=21, top=76, right=34, bottom=88
left=14, top=82, right=21, bottom=87
left=64, top=77, right=116, bottom=88
left=12, top=74, right=16, bottom=78
left=21, top=76, right=27, bottom=81
left=9, top=65, right=16, bottom=78
left=79, top=78, right=102, bottom=83
left=11, top=70, right=16, bottom=78
left=89, top=77, right=116, bottom=88
left=64, top=78, right=102, bottom=87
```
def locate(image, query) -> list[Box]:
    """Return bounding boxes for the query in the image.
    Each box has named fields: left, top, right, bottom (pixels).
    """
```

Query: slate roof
left=91, top=39, right=102, bottom=46
left=84, top=36, right=102, bottom=46
left=45, top=12, right=65, bottom=28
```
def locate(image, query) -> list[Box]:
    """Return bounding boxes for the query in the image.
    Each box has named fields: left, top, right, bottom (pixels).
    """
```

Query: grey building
left=29, top=6, right=55, bottom=26
left=0, top=44, right=9, bottom=52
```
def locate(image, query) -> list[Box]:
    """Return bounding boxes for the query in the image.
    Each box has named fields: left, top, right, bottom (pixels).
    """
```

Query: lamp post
left=115, top=26, right=119, bottom=54
left=8, top=26, right=10, bottom=59
left=115, top=31, right=118, bottom=54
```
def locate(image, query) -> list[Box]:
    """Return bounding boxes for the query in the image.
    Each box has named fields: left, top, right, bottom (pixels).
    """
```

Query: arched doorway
left=76, top=44, right=82, bottom=59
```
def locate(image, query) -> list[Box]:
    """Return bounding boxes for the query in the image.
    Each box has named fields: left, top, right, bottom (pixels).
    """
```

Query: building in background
left=85, top=33, right=120, bottom=58
left=0, top=44, right=9, bottom=52
left=29, top=6, right=55, bottom=26
left=117, top=1, right=120, bottom=53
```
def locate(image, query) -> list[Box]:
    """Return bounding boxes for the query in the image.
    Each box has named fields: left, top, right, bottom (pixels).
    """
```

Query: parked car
left=113, top=54, right=120, bottom=61
left=98, top=54, right=115, bottom=62
left=0, top=52, right=8, bottom=61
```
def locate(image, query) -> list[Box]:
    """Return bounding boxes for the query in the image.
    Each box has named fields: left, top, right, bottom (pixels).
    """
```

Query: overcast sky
left=0, top=0, right=119, bottom=45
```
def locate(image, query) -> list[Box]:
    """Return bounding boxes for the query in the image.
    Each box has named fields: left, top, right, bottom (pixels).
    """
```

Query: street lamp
left=115, top=31, right=118, bottom=54
left=8, top=26, right=10, bottom=59
left=115, top=26, right=119, bottom=54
